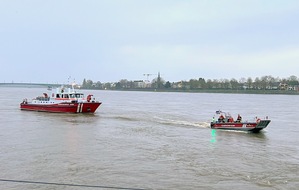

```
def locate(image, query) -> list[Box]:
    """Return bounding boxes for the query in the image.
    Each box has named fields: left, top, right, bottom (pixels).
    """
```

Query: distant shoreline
left=107, top=88, right=299, bottom=95
left=2, top=83, right=298, bottom=95
left=0, top=83, right=61, bottom=88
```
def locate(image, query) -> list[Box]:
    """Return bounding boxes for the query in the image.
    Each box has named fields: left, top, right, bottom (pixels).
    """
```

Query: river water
left=0, top=87, right=298, bottom=190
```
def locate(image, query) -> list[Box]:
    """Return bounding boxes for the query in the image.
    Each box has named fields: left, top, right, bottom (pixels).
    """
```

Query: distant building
left=279, top=83, right=288, bottom=90
left=133, top=80, right=144, bottom=88
left=172, top=81, right=183, bottom=89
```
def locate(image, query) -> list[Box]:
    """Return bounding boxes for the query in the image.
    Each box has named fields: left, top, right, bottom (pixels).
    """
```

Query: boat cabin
left=51, top=87, right=85, bottom=100
left=31, top=86, right=95, bottom=104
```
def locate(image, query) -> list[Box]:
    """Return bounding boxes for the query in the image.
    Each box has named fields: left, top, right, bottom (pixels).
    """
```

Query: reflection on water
left=28, top=111, right=102, bottom=125
left=210, top=129, right=217, bottom=143
left=66, top=122, right=80, bottom=154
left=210, top=128, right=268, bottom=145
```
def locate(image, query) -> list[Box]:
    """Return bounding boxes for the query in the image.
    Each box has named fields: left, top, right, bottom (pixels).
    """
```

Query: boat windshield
left=74, top=93, right=84, bottom=98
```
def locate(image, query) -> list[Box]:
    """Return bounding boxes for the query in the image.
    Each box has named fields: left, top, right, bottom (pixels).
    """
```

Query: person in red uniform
left=218, top=114, right=225, bottom=122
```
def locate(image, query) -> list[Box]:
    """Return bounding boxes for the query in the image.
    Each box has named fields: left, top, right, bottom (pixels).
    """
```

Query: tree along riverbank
left=1, top=83, right=298, bottom=95
left=101, top=88, right=299, bottom=95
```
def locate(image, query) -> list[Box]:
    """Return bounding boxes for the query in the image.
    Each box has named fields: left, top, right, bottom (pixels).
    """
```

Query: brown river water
left=0, top=87, right=298, bottom=190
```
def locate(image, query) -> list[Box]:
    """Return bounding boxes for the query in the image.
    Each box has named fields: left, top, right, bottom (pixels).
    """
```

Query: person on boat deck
left=236, top=114, right=242, bottom=122
left=228, top=117, right=234, bottom=122
left=212, top=117, right=215, bottom=123
left=218, top=114, right=225, bottom=123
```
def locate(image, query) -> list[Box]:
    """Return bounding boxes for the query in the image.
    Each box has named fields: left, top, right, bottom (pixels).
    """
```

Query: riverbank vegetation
left=81, top=75, right=299, bottom=94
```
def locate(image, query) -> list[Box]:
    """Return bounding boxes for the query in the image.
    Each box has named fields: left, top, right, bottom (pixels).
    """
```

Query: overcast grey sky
left=1, top=0, right=299, bottom=84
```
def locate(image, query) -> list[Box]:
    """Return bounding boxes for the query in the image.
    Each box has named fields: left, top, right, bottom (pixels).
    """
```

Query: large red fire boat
left=20, top=85, right=102, bottom=113
left=210, top=110, right=271, bottom=133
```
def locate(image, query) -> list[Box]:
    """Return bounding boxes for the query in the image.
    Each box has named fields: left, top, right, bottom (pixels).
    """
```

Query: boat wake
left=153, top=116, right=210, bottom=129
left=103, top=113, right=210, bottom=129
left=113, top=115, right=140, bottom=122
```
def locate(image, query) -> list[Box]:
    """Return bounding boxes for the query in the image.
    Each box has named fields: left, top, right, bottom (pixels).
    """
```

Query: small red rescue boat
left=210, top=110, right=271, bottom=133
left=20, top=85, right=101, bottom=113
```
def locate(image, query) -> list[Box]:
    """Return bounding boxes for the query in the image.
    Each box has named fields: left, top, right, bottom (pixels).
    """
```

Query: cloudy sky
left=1, top=0, right=299, bottom=84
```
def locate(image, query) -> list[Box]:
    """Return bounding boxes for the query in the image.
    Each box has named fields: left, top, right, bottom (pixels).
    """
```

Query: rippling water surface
left=0, top=87, right=299, bottom=189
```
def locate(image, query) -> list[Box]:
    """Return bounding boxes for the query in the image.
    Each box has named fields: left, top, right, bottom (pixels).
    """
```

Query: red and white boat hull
left=20, top=102, right=101, bottom=113
left=210, top=120, right=271, bottom=132
left=20, top=85, right=102, bottom=113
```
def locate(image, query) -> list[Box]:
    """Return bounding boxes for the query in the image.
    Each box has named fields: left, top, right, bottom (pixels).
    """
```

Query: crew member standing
left=236, top=114, right=242, bottom=122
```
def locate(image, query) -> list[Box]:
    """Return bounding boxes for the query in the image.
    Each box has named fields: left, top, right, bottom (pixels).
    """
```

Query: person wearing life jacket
left=236, top=114, right=242, bottom=123
left=212, top=117, right=215, bottom=123
left=218, top=114, right=225, bottom=123
left=256, top=117, right=261, bottom=123
left=87, top=94, right=92, bottom=102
